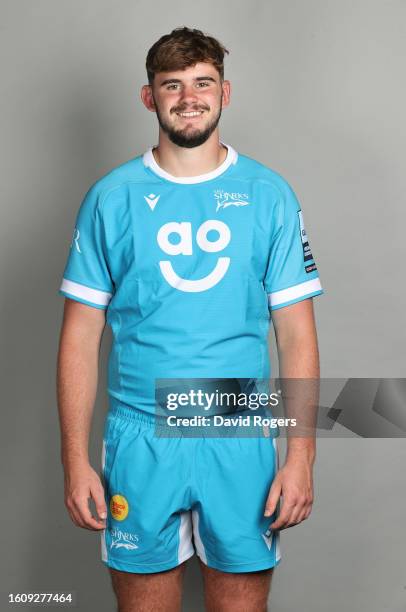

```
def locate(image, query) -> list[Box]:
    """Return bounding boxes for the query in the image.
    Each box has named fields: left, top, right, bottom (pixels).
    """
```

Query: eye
left=166, top=83, right=179, bottom=90
left=197, top=81, right=210, bottom=88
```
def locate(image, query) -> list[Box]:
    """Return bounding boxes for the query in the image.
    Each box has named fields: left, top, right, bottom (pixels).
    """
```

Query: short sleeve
left=59, top=185, right=114, bottom=309
left=264, top=182, right=323, bottom=310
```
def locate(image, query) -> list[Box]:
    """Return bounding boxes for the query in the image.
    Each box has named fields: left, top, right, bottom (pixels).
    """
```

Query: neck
left=152, top=131, right=227, bottom=177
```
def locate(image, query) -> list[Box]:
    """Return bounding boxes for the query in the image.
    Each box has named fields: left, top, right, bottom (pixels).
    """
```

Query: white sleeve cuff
left=59, top=278, right=112, bottom=307
left=268, top=278, right=323, bottom=309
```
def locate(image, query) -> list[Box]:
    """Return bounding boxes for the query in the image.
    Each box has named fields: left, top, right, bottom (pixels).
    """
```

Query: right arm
left=56, top=297, right=108, bottom=530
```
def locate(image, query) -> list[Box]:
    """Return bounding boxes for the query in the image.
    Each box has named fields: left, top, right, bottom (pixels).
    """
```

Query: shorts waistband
left=108, top=400, right=170, bottom=427
left=107, top=398, right=276, bottom=435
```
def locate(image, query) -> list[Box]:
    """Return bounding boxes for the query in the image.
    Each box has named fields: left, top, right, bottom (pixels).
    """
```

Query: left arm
left=264, top=297, right=320, bottom=529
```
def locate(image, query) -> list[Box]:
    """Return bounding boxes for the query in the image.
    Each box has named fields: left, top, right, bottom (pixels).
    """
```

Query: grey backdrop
left=1, top=1, right=405, bottom=610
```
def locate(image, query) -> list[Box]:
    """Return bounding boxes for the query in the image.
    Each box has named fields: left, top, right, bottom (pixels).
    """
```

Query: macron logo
left=144, top=193, right=160, bottom=211
left=262, top=527, right=274, bottom=551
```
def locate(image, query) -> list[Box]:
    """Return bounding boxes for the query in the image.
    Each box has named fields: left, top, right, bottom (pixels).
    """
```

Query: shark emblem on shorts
left=110, top=528, right=139, bottom=551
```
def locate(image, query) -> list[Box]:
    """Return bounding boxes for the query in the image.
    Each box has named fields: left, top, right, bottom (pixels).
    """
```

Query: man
left=57, top=26, right=323, bottom=612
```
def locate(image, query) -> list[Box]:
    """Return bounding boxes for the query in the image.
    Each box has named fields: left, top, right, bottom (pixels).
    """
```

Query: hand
left=64, top=462, right=107, bottom=530
left=264, top=458, right=314, bottom=530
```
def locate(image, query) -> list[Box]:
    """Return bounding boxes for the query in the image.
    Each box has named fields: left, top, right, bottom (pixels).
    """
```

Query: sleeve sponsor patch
left=298, top=210, right=314, bottom=263
left=305, top=263, right=318, bottom=273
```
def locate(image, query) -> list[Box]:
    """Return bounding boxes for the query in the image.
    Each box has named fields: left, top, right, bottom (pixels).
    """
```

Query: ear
left=140, top=84, right=156, bottom=112
left=221, top=79, right=231, bottom=108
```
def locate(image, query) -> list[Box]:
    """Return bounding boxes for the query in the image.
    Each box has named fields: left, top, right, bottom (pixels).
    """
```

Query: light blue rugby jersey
left=59, top=143, right=323, bottom=414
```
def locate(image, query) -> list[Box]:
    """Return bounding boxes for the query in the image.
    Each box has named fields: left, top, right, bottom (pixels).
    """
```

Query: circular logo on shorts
left=110, top=494, right=129, bottom=521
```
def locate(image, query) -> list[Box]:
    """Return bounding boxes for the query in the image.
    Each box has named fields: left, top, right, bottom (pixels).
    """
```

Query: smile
left=176, top=111, right=204, bottom=118
left=159, top=258, right=230, bottom=292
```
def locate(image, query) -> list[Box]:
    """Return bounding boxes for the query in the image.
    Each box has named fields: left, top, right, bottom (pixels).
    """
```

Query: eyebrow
left=159, top=76, right=217, bottom=87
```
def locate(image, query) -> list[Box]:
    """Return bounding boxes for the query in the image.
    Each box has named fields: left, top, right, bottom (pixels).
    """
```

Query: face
left=141, top=62, right=230, bottom=148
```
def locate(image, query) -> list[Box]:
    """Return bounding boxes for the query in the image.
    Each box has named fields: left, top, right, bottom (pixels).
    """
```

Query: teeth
left=178, top=111, right=203, bottom=117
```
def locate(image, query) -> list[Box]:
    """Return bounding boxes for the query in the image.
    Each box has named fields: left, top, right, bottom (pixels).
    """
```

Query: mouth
left=175, top=110, right=205, bottom=119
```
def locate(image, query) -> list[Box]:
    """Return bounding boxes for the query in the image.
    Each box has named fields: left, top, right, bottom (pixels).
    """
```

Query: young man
left=57, top=27, right=323, bottom=612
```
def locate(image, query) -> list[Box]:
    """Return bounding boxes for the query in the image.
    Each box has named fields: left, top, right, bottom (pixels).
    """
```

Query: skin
left=266, top=299, right=318, bottom=530
left=140, top=62, right=230, bottom=176
left=57, top=61, right=319, bottom=611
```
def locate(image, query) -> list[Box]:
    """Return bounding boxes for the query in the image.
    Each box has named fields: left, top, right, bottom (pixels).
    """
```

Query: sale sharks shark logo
left=214, top=189, right=250, bottom=212
left=110, top=527, right=139, bottom=551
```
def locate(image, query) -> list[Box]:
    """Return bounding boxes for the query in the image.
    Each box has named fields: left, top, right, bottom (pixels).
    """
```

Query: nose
left=179, top=83, right=199, bottom=106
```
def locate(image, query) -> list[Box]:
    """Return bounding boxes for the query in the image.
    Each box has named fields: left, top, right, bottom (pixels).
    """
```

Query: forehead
left=154, top=62, right=220, bottom=84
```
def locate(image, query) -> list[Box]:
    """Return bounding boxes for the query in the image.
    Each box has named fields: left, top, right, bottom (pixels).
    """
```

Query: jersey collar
left=142, top=142, right=238, bottom=184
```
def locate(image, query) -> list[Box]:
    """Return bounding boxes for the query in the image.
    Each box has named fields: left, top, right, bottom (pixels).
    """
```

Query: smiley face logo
left=157, top=220, right=231, bottom=292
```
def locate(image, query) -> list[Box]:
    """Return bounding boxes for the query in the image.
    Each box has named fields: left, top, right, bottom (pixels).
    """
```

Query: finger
left=270, top=499, right=295, bottom=530
left=91, top=482, right=107, bottom=522
left=284, top=505, right=303, bottom=528
left=74, top=495, right=106, bottom=530
left=286, top=500, right=313, bottom=528
left=298, top=511, right=309, bottom=524
left=303, top=504, right=313, bottom=520
left=264, top=479, right=282, bottom=517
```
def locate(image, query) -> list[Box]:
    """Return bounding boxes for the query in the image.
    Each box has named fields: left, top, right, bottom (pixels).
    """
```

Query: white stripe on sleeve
left=60, top=278, right=112, bottom=306
left=268, top=278, right=322, bottom=308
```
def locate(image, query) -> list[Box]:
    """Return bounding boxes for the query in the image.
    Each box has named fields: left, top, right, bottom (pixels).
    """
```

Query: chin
left=169, top=132, right=212, bottom=148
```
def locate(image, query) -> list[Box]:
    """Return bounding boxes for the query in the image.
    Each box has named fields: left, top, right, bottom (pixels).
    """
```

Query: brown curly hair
left=146, top=26, right=229, bottom=84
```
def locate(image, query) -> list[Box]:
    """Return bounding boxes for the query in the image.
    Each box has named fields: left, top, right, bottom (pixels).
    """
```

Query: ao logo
left=157, top=220, right=231, bottom=292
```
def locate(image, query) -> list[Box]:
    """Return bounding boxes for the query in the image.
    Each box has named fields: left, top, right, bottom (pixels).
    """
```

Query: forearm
left=57, top=333, right=100, bottom=468
left=278, top=335, right=319, bottom=464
